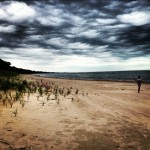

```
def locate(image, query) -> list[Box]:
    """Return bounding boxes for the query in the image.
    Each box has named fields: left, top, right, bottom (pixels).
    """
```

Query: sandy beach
left=0, top=74, right=150, bottom=150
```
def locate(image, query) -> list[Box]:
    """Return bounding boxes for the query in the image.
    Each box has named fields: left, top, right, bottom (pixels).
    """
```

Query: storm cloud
left=0, top=0, right=150, bottom=71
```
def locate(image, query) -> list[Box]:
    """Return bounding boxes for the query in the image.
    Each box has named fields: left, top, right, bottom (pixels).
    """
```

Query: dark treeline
left=0, top=58, right=46, bottom=76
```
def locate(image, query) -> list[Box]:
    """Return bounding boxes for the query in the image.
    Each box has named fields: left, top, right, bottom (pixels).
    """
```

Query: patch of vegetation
left=0, top=70, right=18, bottom=77
left=0, top=72, right=80, bottom=117
left=0, top=78, right=28, bottom=92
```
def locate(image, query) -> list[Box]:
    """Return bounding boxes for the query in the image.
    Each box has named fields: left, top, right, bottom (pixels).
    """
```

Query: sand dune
left=0, top=75, right=150, bottom=150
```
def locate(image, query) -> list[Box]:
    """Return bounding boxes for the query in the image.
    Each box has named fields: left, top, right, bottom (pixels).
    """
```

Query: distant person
left=137, top=76, right=142, bottom=93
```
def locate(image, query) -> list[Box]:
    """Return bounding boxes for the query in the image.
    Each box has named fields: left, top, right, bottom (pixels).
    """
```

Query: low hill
left=0, top=58, right=44, bottom=76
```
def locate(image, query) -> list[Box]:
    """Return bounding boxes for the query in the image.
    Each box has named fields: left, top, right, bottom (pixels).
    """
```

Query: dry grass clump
left=0, top=76, right=81, bottom=117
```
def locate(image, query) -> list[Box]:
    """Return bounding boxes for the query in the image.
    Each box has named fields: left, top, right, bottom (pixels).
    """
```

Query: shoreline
left=32, top=70, right=150, bottom=83
left=31, top=74, right=150, bottom=83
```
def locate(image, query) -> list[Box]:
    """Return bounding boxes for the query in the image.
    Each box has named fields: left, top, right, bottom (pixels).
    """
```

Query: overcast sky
left=0, top=0, right=150, bottom=72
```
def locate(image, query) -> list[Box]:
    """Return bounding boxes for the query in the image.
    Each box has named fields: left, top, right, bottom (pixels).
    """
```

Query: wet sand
left=0, top=75, right=150, bottom=150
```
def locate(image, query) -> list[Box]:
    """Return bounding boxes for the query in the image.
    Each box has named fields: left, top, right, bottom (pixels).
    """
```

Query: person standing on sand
left=137, top=76, right=142, bottom=93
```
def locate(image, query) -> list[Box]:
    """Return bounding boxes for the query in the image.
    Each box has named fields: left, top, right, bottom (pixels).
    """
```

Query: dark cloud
left=0, top=0, right=150, bottom=71
left=120, top=25, right=150, bottom=45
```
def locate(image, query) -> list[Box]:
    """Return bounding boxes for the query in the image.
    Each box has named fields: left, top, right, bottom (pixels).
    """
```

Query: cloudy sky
left=0, top=0, right=150, bottom=72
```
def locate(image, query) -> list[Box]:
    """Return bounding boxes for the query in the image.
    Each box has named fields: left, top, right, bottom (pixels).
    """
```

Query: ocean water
left=38, top=70, right=150, bottom=82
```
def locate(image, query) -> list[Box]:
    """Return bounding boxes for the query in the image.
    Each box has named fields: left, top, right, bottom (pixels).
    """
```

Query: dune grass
left=0, top=75, right=80, bottom=115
